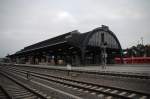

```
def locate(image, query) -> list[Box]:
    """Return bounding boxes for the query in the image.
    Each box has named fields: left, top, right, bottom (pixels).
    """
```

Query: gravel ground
left=13, top=65, right=150, bottom=94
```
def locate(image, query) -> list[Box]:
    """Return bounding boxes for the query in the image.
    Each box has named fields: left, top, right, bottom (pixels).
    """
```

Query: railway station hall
left=9, top=25, right=122, bottom=66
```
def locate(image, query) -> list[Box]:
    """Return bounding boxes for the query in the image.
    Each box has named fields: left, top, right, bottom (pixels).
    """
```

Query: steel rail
left=0, top=71, right=49, bottom=99
left=0, top=85, right=12, bottom=99
left=3, top=66, right=150, bottom=99
left=1, top=64, right=149, bottom=79
left=12, top=64, right=150, bottom=79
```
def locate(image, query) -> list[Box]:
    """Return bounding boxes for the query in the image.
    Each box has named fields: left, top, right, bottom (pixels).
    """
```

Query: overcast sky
left=0, top=0, right=150, bottom=57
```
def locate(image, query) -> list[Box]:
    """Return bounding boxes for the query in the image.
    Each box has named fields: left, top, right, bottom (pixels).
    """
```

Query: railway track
left=0, top=71, right=52, bottom=99
left=2, top=66, right=150, bottom=99
left=0, top=85, right=11, bottom=99
left=1, top=68, right=85, bottom=99
left=1, top=63, right=150, bottom=79
left=13, top=64, right=150, bottom=79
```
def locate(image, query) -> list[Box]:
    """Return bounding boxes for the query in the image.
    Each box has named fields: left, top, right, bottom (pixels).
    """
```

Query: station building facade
left=9, top=25, right=123, bottom=66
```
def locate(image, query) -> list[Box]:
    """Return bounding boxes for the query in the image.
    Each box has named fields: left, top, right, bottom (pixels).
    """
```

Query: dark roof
left=11, top=25, right=122, bottom=56
left=14, top=30, right=88, bottom=55
left=23, top=32, right=71, bottom=51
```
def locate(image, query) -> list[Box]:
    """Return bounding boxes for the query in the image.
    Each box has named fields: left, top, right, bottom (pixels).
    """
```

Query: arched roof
left=81, top=25, right=122, bottom=50
left=10, top=25, right=122, bottom=56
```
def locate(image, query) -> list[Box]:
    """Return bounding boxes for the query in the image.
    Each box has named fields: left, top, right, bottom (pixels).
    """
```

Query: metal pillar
left=101, top=42, right=107, bottom=69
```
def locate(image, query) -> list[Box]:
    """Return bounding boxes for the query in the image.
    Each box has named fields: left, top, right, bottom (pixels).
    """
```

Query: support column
left=75, top=55, right=80, bottom=66
left=29, top=56, right=33, bottom=64
left=46, top=55, right=49, bottom=65
left=81, top=49, right=85, bottom=65
left=16, top=57, right=20, bottom=64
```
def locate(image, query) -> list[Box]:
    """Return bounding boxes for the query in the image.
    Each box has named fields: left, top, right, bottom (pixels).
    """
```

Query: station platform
left=15, top=64, right=150, bottom=76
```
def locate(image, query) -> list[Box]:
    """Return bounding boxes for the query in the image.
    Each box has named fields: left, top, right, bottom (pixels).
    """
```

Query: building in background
left=8, top=25, right=122, bottom=66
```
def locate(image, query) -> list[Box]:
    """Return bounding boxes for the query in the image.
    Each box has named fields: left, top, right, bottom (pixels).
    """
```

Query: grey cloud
left=0, top=0, right=150, bottom=57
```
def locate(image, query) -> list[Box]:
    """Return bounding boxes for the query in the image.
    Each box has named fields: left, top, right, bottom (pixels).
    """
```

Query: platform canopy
left=9, top=25, right=122, bottom=65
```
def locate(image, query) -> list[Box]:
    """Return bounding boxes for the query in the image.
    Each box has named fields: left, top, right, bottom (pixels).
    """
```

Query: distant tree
left=124, top=44, right=150, bottom=57
left=145, top=45, right=150, bottom=57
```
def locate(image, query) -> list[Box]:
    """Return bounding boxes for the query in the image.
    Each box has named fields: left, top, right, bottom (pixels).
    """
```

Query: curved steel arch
left=80, top=26, right=122, bottom=64
left=82, top=27, right=122, bottom=50
left=108, top=30, right=122, bottom=49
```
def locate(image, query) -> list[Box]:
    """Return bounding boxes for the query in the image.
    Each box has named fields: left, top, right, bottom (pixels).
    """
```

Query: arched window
left=88, top=31, right=119, bottom=49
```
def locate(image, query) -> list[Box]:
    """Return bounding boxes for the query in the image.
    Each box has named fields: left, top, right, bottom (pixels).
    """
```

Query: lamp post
left=101, top=42, right=107, bottom=69
left=141, top=37, right=143, bottom=45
